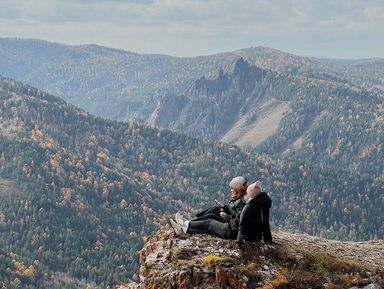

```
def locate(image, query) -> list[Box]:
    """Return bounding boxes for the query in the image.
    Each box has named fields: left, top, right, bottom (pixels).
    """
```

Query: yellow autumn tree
left=23, top=265, right=35, bottom=279
left=0, top=211, right=4, bottom=223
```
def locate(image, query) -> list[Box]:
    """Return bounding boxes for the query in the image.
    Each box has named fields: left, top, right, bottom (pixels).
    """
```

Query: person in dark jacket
left=237, top=181, right=272, bottom=244
left=169, top=177, right=247, bottom=239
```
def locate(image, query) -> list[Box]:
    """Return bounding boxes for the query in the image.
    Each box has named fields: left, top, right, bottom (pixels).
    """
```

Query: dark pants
left=187, top=219, right=230, bottom=239
left=193, top=206, right=225, bottom=222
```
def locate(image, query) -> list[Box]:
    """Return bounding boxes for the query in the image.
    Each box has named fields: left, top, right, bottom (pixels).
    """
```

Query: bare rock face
left=146, top=58, right=273, bottom=143
left=119, top=229, right=384, bottom=289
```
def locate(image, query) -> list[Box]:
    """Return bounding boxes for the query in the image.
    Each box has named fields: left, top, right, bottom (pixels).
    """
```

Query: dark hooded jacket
left=237, top=192, right=272, bottom=243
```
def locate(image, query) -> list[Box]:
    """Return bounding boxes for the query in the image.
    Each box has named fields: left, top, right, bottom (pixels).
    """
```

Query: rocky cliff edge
left=119, top=228, right=383, bottom=289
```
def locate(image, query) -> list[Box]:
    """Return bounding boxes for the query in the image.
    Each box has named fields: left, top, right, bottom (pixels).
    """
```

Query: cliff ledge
left=120, top=228, right=383, bottom=289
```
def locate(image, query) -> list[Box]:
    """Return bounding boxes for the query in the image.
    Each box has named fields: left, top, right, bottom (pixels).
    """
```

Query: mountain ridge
left=147, top=57, right=384, bottom=160
left=1, top=37, right=383, bottom=124
left=2, top=38, right=384, bottom=61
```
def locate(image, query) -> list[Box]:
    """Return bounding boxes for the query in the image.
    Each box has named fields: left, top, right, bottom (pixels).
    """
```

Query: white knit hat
left=229, top=176, right=247, bottom=190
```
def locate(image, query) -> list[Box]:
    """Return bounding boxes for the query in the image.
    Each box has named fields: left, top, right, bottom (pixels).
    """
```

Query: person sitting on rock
left=192, top=176, right=247, bottom=223
left=237, top=180, right=272, bottom=244
left=169, top=176, right=247, bottom=239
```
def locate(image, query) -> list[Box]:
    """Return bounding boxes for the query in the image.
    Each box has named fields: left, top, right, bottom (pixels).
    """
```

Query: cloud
left=0, top=0, right=383, bottom=58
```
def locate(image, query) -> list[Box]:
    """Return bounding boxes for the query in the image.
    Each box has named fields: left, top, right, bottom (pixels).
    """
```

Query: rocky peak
left=224, top=57, right=251, bottom=75
left=189, top=57, right=265, bottom=98
left=120, top=229, right=383, bottom=289
left=146, top=58, right=273, bottom=141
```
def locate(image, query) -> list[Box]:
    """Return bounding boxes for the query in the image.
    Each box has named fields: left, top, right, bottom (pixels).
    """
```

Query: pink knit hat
left=246, top=181, right=263, bottom=199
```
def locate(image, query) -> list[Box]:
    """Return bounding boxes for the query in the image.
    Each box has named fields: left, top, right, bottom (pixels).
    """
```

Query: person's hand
left=214, top=199, right=223, bottom=208
left=219, top=212, right=228, bottom=220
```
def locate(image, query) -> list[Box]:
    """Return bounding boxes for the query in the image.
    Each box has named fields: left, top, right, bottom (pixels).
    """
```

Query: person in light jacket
left=169, top=176, right=247, bottom=239
left=193, top=176, right=247, bottom=222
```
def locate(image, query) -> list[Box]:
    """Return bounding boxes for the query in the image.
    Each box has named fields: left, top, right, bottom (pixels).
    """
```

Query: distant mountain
left=148, top=57, right=384, bottom=160
left=237, top=47, right=384, bottom=91
left=1, top=38, right=383, bottom=124
left=0, top=38, right=233, bottom=121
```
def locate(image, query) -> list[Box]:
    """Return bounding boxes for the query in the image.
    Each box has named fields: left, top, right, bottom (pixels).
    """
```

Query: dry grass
left=284, top=269, right=326, bottom=289
left=302, top=252, right=332, bottom=276
left=260, top=271, right=289, bottom=289
left=202, top=255, right=228, bottom=267
left=260, top=245, right=377, bottom=289
left=302, top=252, right=373, bottom=277
left=269, top=251, right=376, bottom=289
left=238, top=263, right=263, bottom=286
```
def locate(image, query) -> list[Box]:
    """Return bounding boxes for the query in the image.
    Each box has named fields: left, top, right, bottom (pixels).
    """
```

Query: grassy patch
left=302, top=252, right=331, bottom=276
left=302, top=252, right=373, bottom=277
left=202, top=255, right=228, bottom=267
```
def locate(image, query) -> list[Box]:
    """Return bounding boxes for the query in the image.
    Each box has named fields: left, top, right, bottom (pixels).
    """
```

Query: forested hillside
left=0, top=77, right=383, bottom=288
left=0, top=77, right=266, bottom=288
left=1, top=38, right=383, bottom=123
left=238, top=47, right=384, bottom=91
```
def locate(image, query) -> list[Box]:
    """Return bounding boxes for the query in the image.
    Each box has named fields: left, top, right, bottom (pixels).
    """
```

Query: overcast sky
left=0, top=0, right=383, bottom=59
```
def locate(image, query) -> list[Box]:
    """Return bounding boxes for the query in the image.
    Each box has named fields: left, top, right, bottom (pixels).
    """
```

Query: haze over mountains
left=1, top=38, right=383, bottom=126
left=0, top=38, right=383, bottom=288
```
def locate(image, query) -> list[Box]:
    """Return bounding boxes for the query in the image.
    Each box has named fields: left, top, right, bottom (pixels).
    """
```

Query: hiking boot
left=175, top=212, right=184, bottom=226
left=169, top=219, right=186, bottom=238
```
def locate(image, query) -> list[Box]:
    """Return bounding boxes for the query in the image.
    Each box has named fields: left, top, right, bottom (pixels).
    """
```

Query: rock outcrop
left=147, top=58, right=288, bottom=145
left=120, top=229, right=383, bottom=289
